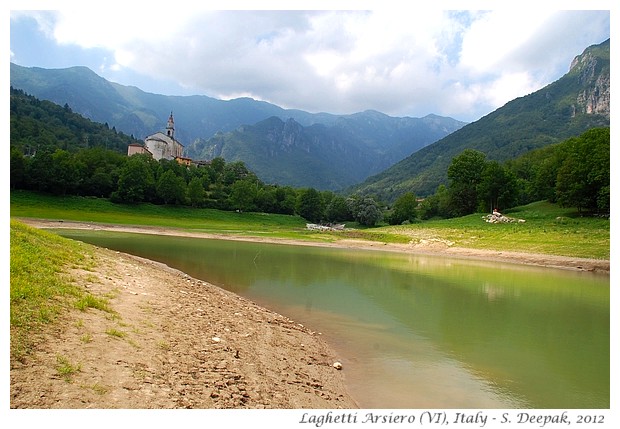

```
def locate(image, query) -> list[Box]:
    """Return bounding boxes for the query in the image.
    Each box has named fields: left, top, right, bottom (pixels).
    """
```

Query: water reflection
left=56, top=230, right=609, bottom=409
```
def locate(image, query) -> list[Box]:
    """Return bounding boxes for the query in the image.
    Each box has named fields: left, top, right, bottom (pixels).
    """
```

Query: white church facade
left=128, top=113, right=185, bottom=161
left=144, top=112, right=184, bottom=160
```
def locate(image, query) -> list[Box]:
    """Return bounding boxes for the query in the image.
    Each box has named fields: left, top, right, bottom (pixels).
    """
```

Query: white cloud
left=52, top=8, right=198, bottom=48
left=458, top=10, right=552, bottom=74
left=9, top=8, right=611, bottom=121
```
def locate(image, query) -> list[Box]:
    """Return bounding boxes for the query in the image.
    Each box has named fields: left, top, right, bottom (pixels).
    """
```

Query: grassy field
left=379, top=202, right=610, bottom=259
left=10, top=219, right=112, bottom=361
left=10, top=190, right=312, bottom=239
left=10, top=190, right=610, bottom=260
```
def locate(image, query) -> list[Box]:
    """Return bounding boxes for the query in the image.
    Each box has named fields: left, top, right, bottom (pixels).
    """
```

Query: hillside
left=351, top=39, right=610, bottom=202
left=10, top=63, right=465, bottom=190
left=9, top=87, right=142, bottom=155
left=192, top=113, right=464, bottom=190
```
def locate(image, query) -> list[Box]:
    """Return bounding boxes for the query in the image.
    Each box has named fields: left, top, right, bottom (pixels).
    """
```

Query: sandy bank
left=10, top=234, right=358, bottom=409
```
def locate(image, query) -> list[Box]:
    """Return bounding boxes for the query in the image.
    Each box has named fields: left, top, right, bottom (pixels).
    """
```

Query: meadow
left=10, top=190, right=610, bottom=260
left=10, top=219, right=112, bottom=361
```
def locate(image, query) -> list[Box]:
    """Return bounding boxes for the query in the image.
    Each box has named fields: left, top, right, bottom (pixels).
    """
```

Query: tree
left=223, top=161, right=253, bottom=185
left=156, top=170, right=187, bottom=205
left=187, top=177, right=206, bottom=207
left=274, top=186, right=297, bottom=215
left=25, top=148, right=54, bottom=192
left=347, top=196, right=382, bottom=226
left=74, top=147, right=125, bottom=197
left=419, top=185, right=450, bottom=220
left=477, top=161, right=519, bottom=212
left=447, top=149, right=487, bottom=216
left=10, top=146, right=26, bottom=189
left=86, top=168, right=116, bottom=198
left=556, top=128, right=609, bottom=213
left=111, top=154, right=156, bottom=203
left=531, top=146, right=567, bottom=203
left=229, top=179, right=257, bottom=212
left=255, top=186, right=278, bottom=213
left=325, top=195, right=351, bottom=223
left=209, top=157, right=226, bottom=178
left=50, top=149, right=86, bottom=195
left=297, top=188, right=324, bottom=223
left=388, top=192, right=418, bottom=225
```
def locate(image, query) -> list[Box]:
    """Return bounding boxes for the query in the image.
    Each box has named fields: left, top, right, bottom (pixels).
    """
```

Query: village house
left=127, top=143, right=152, bottom=156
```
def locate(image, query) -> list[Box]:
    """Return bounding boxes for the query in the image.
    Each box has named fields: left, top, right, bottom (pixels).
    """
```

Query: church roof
left=145, top=132, right=184, bottom=147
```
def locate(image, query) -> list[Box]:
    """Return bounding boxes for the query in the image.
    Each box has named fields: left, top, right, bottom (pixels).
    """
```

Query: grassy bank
left=380, top=201, right=610, bottom=260
left=10, top=190, right=610, bottom=260
left=10, top=190, right=319, bottom=240
left=10, top=220, right=111, bottom=361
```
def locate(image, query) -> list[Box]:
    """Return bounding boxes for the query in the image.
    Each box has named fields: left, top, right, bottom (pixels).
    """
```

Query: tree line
left=385, top=127, right=610, bottom=224
left=10, top=146, right=383, bottom=225
left=10, top=127, right=609, bottom=226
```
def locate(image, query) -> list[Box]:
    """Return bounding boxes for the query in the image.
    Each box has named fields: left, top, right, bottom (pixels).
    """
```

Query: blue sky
left=7, top=3, right=612, bottom=122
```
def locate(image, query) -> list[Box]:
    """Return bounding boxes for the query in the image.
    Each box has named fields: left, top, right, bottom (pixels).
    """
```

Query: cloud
left=10, top=8, right=610, bottom=121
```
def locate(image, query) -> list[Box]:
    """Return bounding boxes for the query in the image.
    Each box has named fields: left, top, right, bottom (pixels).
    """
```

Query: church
left=127, top=112, right=185, bottom=161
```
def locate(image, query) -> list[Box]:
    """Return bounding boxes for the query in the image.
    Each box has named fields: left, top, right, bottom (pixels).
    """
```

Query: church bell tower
left=166, top=112, right=175, bottom=139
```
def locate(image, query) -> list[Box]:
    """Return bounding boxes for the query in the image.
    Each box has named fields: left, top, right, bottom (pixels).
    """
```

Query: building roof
left=145, top=132, right=184, bottom=147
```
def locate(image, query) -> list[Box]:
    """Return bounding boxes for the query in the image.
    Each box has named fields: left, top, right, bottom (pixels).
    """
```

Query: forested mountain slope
left=351, top=39, right=610, bottom=202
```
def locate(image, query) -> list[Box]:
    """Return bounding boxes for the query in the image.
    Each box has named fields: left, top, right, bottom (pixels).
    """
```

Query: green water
left=57, top=230, right=610, bottom=409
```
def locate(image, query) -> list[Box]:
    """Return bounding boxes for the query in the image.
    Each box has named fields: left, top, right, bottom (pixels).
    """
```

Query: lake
left=56, top=230, right=610, bottom=409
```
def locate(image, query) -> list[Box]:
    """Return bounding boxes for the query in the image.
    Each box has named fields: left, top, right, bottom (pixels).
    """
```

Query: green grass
left=55, top=354, right=81, bottom=382
left=10, top=190, right=308, bottom=238
left=74, top=294, right=113, bottom=312
left=105, top=328, right=126, bottom=338
left=9, top=219, right=111, bottom=361
left=378, top=201, right=609, bottom=259
left=10, top=190, right=610, bottom=260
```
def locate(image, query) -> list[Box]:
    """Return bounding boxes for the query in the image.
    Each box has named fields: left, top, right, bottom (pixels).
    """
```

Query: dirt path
left=10, top=245, right=358, bottom=409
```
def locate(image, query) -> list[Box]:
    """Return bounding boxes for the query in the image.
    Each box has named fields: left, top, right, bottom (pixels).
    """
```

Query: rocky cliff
left=570, top=39, right=610, bottom=118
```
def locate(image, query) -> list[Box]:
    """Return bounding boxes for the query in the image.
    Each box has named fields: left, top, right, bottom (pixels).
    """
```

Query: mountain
left=191, top=112, right=465, bottom=189
left=10, top=63, right=466, bottom=189
left=9, top=63, right=291, bottom=145
left=350, top=39, right=610, bottom=202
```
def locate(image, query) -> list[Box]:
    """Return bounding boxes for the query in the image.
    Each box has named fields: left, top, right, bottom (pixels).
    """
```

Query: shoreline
left=11, top=217, right=610, bottom=410
left=11, top=219, right=360, bottom=409
left=18, top=217, right=610, bottom=273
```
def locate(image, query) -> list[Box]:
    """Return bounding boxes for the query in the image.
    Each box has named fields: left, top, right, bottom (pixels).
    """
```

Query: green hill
left=351, top=39, right=610, bottom=202
left=10, top=87, right=142, bottom=155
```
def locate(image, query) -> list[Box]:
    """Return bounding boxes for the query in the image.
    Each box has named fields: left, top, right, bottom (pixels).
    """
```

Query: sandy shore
left=10, top=224, right=358, bottom=409
left=10, top=218, right=609, bottom=410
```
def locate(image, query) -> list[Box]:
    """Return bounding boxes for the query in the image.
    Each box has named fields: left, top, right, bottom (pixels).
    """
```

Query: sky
left=7, top=3, right=612, bottom=122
